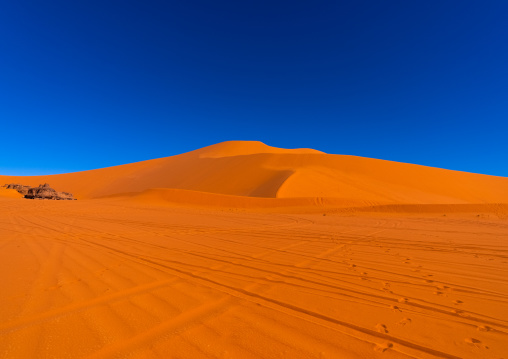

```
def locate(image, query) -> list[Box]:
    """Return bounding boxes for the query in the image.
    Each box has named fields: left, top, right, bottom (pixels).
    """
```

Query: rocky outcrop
left=25, top=183, right=58, bottom=199
left=2, top=183, right=76, bottom=200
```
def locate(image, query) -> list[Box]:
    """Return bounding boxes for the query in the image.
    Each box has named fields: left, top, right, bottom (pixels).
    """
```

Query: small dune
left=0, top=188, right=23, bottom=198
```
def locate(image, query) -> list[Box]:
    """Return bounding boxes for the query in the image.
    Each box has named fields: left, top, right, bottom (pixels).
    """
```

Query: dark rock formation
left=56, top=191, right=74, bottom=200
left=3, top=183, right=76, bottom=200
left=25, top=183, right=57, bottom=199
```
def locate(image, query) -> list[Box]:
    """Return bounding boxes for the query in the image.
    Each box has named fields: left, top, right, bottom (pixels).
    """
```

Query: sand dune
left=1, top=141, right=508, bottom=203
left=0, top=188, right=23, bottom=199
left=124, top=188, right=381, bottom=210
left=1, top=141, right=507, bottom=358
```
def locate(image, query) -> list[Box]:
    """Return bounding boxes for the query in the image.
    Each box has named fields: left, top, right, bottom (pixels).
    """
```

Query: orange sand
left=1, top=141, right=507, bottom=202
left=0, top=141, right=507, bottom=358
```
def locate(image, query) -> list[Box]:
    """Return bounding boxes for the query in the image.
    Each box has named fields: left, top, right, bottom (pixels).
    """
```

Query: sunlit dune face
left=1, top=141, right=507, bottom=204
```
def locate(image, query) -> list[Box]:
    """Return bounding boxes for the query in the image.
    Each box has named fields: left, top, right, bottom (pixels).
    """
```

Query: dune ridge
left=1, top=141, right=507, bottom=205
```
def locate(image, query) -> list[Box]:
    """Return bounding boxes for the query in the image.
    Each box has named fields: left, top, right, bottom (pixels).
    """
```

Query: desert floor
left=0, top=198, right=507, bottom=359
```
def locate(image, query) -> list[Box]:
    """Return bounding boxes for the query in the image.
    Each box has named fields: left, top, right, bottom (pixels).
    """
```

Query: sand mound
left=111, top=188, right=508, bottom=215
left=354, top=203, right=508, bottom=215
left=0, top=188, right=23, bottom=198
left=121, top=188, right=381, bottom=210
left=1, top=141, right=507, bottom=204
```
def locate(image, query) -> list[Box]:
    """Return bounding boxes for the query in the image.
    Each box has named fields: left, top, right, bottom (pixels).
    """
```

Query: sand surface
left=1, top=141, right=508, bottom=358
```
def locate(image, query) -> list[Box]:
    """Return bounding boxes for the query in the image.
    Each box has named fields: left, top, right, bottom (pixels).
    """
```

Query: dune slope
left=1, top=141, right=507, bottom=204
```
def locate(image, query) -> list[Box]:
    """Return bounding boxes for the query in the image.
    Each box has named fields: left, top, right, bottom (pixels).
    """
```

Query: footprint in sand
left=477, top=325, right=491, bottom=332
left=374, top=342, right=393, bottom=353
left=465, top=338, right=488, bottom=349
left=390, top=305, right=402, bottom=312
left=398, top=297, right=409, bottom=303
left=375, top=323, right=388, bottom=333
left=398, top=317, right=412, bottom=326
left=433, top=291, right=444, bottom=296
left=381, top=282, right=392, bottom=293
left=453, top=310, right=469, bottom=318
left=453, top=300, right=463, bottom=305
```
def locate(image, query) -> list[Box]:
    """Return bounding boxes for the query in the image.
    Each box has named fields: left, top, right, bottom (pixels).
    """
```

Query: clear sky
left=1, top=1, right=507, bottom=176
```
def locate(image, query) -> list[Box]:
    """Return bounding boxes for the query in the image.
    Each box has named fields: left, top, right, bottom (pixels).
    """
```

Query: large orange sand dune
left=1, top=141, right=507, bottom=204
left=1, top=141, right=507, bottom=358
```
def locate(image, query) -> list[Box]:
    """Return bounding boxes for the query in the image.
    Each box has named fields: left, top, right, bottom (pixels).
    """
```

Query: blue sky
left=1, top=1, right=507, bottom=176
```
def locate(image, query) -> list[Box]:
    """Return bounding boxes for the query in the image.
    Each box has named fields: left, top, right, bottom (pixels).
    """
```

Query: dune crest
left=192, top=140, right=324, bottom=158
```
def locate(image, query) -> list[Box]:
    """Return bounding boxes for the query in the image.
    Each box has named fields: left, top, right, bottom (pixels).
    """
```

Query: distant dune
left=1, top=141, right=508, bottom=205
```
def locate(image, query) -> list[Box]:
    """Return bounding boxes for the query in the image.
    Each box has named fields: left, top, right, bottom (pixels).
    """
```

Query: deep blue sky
left=1, top=1, right=507, bottom=176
